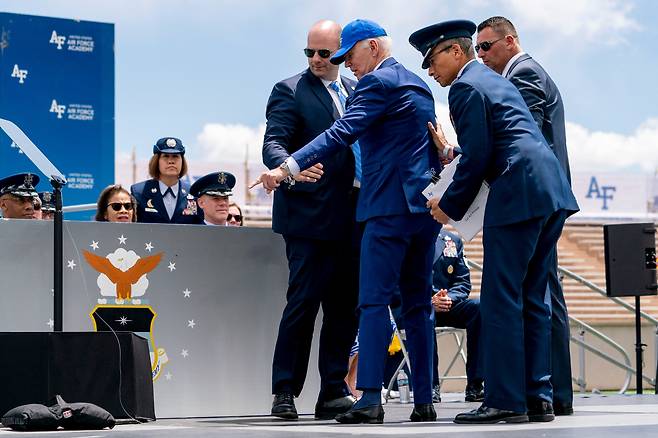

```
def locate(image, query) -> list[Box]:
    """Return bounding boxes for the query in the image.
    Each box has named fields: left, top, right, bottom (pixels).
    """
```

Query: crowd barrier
left=0, top=219, right=323, bottom=417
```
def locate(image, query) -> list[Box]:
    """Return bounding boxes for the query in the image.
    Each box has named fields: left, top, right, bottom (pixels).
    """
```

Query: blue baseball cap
left=153, top=137, right=185, bottom=155
left=330, top=19, right=388, bottom=65
left=409, top=20, right=476, bottom=69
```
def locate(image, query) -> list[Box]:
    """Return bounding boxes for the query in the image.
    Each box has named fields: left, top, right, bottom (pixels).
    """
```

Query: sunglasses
left=474, top=37, right=504, bottom=52
left=227, top=213, right=242, bottom=222
left=108, top=202, right=134, bottom=212
left=303, top=48, right=332, bottom=59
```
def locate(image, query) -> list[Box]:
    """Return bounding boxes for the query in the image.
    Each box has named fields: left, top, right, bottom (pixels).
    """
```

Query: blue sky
left=3, top=0, right=658, bottom=177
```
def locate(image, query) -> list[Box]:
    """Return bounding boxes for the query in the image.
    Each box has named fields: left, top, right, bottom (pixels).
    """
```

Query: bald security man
left=261, top=20, right=360, bottom=421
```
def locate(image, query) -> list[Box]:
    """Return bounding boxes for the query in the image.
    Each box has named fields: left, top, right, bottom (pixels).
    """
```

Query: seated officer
left=39, top=192, right=56, bottom=220
left=0, top=173, right=40, bottom=219
left=431, top=229, right=484, bottom=403
left=131, top=137, right=202, bottom=224
left=189, top=171, right=236, bottom=226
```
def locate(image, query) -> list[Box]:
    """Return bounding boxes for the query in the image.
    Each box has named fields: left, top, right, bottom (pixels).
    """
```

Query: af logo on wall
left=11, top=64, right=28, bottom=84
left=84, top=244, right=170, bottom=381
left=572, top=173, right=650, bottom=216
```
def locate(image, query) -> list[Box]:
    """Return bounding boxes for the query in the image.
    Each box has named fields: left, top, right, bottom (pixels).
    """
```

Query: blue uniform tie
left=329, top=81, right=362, bottom=182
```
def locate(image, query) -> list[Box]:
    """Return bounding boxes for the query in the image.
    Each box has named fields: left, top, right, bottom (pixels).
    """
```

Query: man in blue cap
left=189, top=171, right=235, bottom=226
left=409, top=20, right=578, bottom=424
left=255, top=18, right=441, bottom=424
left=0, top=173, right=40, bottom=219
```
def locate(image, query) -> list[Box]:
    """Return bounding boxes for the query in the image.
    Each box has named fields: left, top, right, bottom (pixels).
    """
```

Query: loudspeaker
left=0, top=332, right=155, bottom=420
left=604, top=222, right=657, bottom=297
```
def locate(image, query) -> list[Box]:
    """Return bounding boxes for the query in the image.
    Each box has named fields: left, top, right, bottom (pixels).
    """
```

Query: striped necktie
left=329, top=81, right=362, bottom=182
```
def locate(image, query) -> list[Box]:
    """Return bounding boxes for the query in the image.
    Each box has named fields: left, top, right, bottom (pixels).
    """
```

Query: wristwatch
left=279, top=160, right=295, bottom=186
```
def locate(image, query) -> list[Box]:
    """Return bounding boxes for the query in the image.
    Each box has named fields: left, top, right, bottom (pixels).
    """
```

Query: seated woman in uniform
left=130, top=137, right=202, bottom=224
left=95, top=184, right=137, bottom=223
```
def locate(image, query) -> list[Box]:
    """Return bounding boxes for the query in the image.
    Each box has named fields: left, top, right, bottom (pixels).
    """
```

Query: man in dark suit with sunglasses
left=476, top=16, right=574, bottom=416
left=261, top=19, right=359, bottom=421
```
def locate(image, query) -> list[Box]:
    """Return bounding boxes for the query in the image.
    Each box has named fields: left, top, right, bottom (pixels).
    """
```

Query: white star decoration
left=187, top=320, right=196, bottom=328
left=165, top=372, right=173, bottom=381
left=118, top=235, right=127, bottom=245
left=67, top=260, right=76, bottom=269
left=116, top=316, right=131, bottom=326
left=145, top=242, right=154, bottom=252
left=90, top=241, right=99, bottom=250
left=168, top=262, right=176, bottom=272
left=181, top=349, right=189, bottom=358
left=47, top=319, right=54, bottom=329
left=182, top=288, right=191, bottom=298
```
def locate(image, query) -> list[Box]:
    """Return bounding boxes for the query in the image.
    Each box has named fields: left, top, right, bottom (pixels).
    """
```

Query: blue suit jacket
left=507, top=54, right=571, bottom=184
left=292, top=58, right=440, bottom=222
left=262, top=69, right=357, bottom=240
left=440, top=61, right=578, bottom=227
left=432, top=230, right=471, bottom=304
left=131, top=179, right=202, bottom=225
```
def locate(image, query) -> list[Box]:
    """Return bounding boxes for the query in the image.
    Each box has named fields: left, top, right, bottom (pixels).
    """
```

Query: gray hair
left=360, top=35, right=392, bottom=57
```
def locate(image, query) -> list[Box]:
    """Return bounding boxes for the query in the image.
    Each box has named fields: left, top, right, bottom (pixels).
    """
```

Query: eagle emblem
left=83, top=249, right=163, bottom=300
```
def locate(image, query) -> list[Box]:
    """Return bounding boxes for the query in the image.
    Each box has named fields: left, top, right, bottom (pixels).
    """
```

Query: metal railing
left=465, top=258, right=656, bottom=394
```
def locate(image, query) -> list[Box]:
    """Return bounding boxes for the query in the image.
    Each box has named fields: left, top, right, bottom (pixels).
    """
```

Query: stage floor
left=2, top=393, right=658, bottom=437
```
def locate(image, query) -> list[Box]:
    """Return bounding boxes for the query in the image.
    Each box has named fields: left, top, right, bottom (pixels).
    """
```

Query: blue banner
left=0, top=12, right=114, bottom=218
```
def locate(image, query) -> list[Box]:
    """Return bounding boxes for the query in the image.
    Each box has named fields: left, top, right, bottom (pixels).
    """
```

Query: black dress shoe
left=271, top=393, right=297, bottom=420
left=314, top=395, right=355, bottom=420
left=464, top=383, right=485, bottom=402
left=454, top=405, right=528, bottom=424
left=410, top=403, right=437, bottom=422
left=527, top=400, right=555, bottom=422
left=554, top=401, right=574, bottom=416
left=432, top=385, right=442, bottom=403
left=335, top=404, right=384, bottom=424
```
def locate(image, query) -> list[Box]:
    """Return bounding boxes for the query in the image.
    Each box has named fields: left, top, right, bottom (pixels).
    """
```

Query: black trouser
left=548, top=244, right=573, bottom=406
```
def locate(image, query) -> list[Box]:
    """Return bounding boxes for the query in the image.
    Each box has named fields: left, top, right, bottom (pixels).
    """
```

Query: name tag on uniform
left=145, top=207, right=158, bottom=213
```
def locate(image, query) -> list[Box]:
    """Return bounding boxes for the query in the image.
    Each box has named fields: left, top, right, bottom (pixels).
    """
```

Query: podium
left=0, top=332, right=155, bottom=420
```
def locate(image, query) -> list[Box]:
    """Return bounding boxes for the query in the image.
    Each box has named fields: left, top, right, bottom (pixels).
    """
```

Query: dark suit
left=430, top=230, right=482, bottom=388
left=262, top=69, right=359, bottom=401
left=440, top=61, right=578, bottom=413
left=507, top=53, right=573, bottom=408
left=292, top=58, right=441, bottom=404
left=131, top=179, right=201, bottom=225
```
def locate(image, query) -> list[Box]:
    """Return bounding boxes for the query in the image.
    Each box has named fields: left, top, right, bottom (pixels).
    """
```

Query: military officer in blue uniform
left=410, top=20, right=578, bottom=424
left=430, top=230, right=483, bottom=403
left=0, top=173, right=40, bottom=219
left=38, top=191, right=56, bottom=220
left=189, top=171, right=236, bottom=226
left=131, top=137, right=202, bottom=225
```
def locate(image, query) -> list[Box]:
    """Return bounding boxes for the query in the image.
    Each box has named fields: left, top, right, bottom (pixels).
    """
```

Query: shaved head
left=306, top=20, right=341, bottom=80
